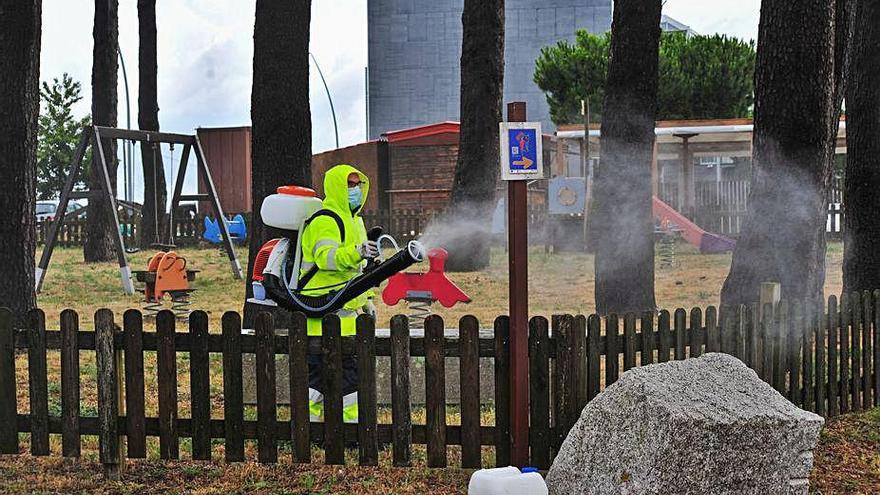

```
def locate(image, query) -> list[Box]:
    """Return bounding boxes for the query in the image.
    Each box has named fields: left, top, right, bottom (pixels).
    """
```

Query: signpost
left=500, top=102, right=543, bottom=466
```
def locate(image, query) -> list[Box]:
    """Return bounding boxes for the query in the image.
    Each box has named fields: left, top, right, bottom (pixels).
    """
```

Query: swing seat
left=149, top=242, right=177, bottom=251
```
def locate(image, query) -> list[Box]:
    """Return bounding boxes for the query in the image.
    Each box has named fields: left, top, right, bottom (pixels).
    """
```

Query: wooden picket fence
left=659, top=179, right=847, bottom=238
left=0, top=291, right=878, bottom=474
left=35, top=215, right=206, bottom=248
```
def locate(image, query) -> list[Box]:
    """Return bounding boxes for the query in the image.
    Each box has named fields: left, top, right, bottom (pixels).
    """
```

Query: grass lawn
left=0, top=241, right=862, bottom=494
left=33, top=241, right=845, bottom=328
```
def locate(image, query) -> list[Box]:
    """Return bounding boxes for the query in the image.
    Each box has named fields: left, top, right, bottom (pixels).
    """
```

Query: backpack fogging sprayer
left=246, top=186, right=426, bottom=318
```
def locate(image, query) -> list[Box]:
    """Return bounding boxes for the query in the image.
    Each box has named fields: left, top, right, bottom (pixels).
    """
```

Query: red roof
left=383, top=121, right=460, bottom=144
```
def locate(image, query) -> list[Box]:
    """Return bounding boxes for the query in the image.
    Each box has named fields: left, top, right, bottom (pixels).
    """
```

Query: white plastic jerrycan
left=468, top=466, right=549, bottom=495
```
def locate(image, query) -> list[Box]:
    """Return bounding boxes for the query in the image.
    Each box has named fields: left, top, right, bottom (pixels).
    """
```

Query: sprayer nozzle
left=408, top=241, right=427, bottom=262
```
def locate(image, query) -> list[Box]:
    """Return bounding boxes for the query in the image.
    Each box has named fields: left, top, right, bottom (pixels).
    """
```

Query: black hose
left=263, top=244, right=422, bottom=318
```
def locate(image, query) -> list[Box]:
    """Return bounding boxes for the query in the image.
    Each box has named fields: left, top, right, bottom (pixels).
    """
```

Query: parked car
left=35, top=200, right=85, bottom=222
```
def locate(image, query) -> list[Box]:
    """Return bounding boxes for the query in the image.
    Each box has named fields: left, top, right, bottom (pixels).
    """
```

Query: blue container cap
left=521, top=467, right=539, bottom=473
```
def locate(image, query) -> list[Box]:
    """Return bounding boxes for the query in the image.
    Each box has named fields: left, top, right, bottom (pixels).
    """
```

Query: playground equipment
left=652, top=196, right=736, bottom=254
left=204, top=214, right=247, bottom=244
left=247, top=185, right=427, bottom=317
left=382, top=247, right=471, bottom=327
left=35, top=126, right=243, bottom=294
left=132, top=250, right=198, bottom=319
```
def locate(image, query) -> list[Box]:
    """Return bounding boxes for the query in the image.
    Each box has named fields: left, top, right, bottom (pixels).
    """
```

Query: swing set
left=35, top=125, right=244, bottom=296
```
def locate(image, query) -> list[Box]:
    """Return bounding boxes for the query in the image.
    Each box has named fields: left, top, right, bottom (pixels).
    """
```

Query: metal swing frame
left=35, top=125, right=244, bottom=295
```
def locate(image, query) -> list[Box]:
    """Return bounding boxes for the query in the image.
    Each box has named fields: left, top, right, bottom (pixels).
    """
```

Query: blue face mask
left=348, top=185, right=363, bottom=209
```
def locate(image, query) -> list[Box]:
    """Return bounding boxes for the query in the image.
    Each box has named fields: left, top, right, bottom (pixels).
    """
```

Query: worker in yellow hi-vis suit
left=299, top=164, right=378, bottom=424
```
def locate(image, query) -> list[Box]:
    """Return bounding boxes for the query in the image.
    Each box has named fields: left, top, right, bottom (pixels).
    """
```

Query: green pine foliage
left=37, top=73, right=91, bottom=200
left=534, top=31, right=756, bottom=125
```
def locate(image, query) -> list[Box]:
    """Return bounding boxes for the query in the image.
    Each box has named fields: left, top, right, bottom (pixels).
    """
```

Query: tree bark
left=591, top=0, right=662, bottom=315
left=843, top=0, right=880, bottom=293
left=0, top=0, right=41, bottom=321
left=445, top=0, right=504, bottom=272
left=85, top=0, right=119, bottom=262
left=720, top=0, right=843, bottom=307
left=243, top=0, right=312, bottom=326
left=137, top=0, right=167, bottom=249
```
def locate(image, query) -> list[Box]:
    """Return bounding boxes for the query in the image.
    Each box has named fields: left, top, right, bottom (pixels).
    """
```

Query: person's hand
left=357, top=240, right=380, bottom=260
left=362, top=299, right=377, bottom=318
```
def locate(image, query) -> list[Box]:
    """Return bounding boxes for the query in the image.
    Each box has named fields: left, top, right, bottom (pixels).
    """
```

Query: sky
left=39, top=0, right=760, bottom=201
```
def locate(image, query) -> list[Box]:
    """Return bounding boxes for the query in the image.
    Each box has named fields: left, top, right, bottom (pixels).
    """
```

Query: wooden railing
left=1, top=291, right=877, bottom=473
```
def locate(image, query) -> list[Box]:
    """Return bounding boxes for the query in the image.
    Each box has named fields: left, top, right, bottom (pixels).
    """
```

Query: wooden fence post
left=27, top=310, right=49, bottom=456
left=587, top=315, right=602, bottom=399
left=851, top=293, right=862, bottom=412
left=123, top=310, right=145, bottom=459
left=459, top=315, right=481, bottom=469
left=828, top=296, right=840, bottom=417
left=623, top=314, right=637, bottom=371
left=528, top=316, right=550, bottom=470
left=390, top=315, right=412, bottom=467
left=288, top=312, right=310, bottom=464
left=190, top=311, right=211, bottom=460
left=657, top=311, right=671, bottom=362
left=222, top=311, right=245, bottom=462
left=493, top=316, right=511, bottom=467
left=840, top=296, right=851, bottom=414
left=0, top=308, right=17, bottom=454
left=61, top=310, right=81, bottom=457
left=425, top=314, right=447, bottom=468
left=157, top=310, right=179, bottom=459
left=689, top=308, right=703, bottom=358
left=256, top=311, right=278, bottom=464
left=789, top=301, right=804, bottom=406
left=605, top=314, right=620, bottom=385
left=552, top=315, right=573, bottom=450
left=815, top=298, right=828, bottom=417
left=322, top=314, right=343, bottom=465
left=356, top=314, right=379, bottom=466
left=96, top=309, right=123, bottom=479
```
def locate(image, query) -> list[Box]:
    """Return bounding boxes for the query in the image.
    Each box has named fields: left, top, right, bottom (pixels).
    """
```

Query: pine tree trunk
left=0, top=0, right=41, bottom=322
left=243, top=0, right=312, bottom=327
left=591, top=0, right=662, bottom=315
left=721, top=0, right=846, bottom=307
left=843, top=0, right=880, bottom=293
left=445, top=0, right=504, bottom=272
left=85, top=0, right=119, bottom=262
left=137, top=0, right=167, bottom=249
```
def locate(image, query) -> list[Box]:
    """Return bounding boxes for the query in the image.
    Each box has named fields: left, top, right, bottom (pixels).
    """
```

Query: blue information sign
left=507, top=128, right=538, bottom=173
left=500, top=122, right=543, bottom=181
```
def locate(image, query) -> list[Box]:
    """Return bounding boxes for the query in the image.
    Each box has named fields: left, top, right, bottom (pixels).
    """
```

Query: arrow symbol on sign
left=513, top=156, right=534, bottom=168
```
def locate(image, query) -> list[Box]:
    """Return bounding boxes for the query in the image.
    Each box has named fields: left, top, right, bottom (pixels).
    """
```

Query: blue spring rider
left=203, top=214, right=247, bottom=244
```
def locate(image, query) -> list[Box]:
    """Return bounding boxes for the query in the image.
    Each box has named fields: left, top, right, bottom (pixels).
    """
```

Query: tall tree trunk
left=445, top=0, right=504, bottom=272
left=721, top=0, right=847, bottom=308
left=0, top=0, right=41, bottom=322
left=137, top=0, right=166, bottom=249
left=591, top=0, right=662, bottom=315
left=85, top=0, right=119, bottom=262
left=843, top=0, right=880, bottom=293
left=243, top=0, right=312, bottom=327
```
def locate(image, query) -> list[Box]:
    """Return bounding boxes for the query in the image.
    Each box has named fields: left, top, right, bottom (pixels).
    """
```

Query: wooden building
left=196, top=126, right=252, bottom=214
left=199, top=121, right=551, bottom=214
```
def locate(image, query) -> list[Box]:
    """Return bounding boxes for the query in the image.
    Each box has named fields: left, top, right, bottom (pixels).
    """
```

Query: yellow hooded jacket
left=299, top=164, right=371, bottom=336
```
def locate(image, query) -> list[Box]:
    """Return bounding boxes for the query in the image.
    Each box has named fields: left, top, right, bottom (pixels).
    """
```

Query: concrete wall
left=368, top=0, right=613, bottom=138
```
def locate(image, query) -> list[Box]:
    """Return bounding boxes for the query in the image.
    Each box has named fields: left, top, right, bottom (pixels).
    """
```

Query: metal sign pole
left=506, top=101, right=529, bottom=467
